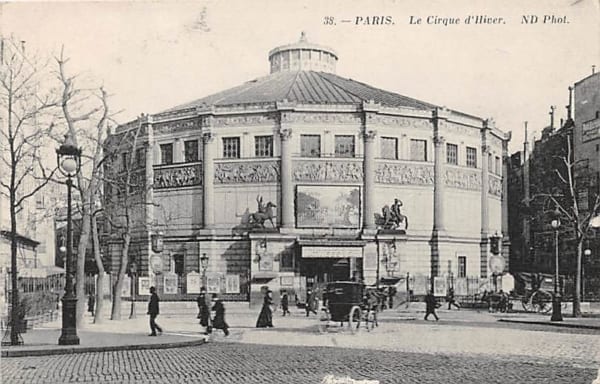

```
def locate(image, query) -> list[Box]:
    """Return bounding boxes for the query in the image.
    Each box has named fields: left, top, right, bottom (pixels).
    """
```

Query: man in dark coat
left=424, top=290, right=439, bottom=321
left=281, top=290, right=290, bottom=316
left=197, top=287, right=211, bottom=334
left=446, top=288, right=461, bottom=310
left=147, top=286, right=163, bottom=336
left=211, top=293, right=229, bottom=336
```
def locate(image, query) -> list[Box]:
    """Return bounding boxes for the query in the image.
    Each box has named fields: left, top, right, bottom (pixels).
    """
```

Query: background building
left=104, top=34, right=510, bottom=304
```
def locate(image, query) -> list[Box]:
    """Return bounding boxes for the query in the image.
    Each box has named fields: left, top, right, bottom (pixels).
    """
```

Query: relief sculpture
left=154, top=164, right=202, bottom=189
left=293, top=161, right=363, bottom=182
left=489, top=176, right=502, bottom=197
left=214, top=161, right=280, bottom=184
left=444, top=168, right=481, bottom=191
left=375, top=163, right=434, bottom=185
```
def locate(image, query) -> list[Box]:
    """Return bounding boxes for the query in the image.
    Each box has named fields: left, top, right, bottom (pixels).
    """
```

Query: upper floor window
left=301, top=134, right=321, bottom=157
left=335, top=135, right=355, bottom=157
left=135, top=148, right=145, bottom=167
left=121, top=152, right=129, bottom=171
left=410, top=139, right=427, bottom=161
left=488, top=152, right=493, bottom=171
left=381, top=137, right=398, bottom=160
left=446, top=143, right=458, bottom=165
left=255, top=135, right=273, bottom=157
left=184, top=140, right=199, bottom=162
left=466, top=146, right=477, bottom=168
left=160, top=143, right=173, bottom=165
left=495, top=156, right=501, bottom=175
left=223, top=137, right=240, bottom=159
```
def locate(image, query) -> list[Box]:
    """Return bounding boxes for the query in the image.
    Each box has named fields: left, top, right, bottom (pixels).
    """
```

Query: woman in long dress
left=211, top=293, right=229, bottom=336
left=256, top=290, right=274, bottom=328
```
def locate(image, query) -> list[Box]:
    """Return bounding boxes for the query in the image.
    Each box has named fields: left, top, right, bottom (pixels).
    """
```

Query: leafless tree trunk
left=0, top=36, right=58, bottom=345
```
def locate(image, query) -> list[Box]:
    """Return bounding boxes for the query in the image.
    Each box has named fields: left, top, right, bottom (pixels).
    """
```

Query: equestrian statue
left=248, top=195, right=277, bottom=229
left=375, top=198, right=408, bottom=231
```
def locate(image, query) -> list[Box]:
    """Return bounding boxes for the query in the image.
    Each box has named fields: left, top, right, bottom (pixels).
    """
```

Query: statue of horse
left=377, top=205, right=408, bottom=230
left=248, top=201, right=277, bottom=228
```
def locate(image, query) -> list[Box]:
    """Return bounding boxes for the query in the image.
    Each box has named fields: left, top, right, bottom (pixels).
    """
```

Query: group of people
left=145, top=286, right=229, bottom=337
left=423, top=288, right=461, bottom=321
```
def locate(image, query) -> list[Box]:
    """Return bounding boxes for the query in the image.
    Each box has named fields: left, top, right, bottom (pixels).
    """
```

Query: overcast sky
left=2, top=0, right=599, bottom=153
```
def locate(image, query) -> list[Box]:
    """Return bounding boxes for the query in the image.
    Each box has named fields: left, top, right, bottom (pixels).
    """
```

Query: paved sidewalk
left=2, top=302, right=598, bottom=358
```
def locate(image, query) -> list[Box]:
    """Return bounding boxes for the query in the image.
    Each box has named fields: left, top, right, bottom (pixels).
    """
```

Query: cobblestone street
left=3, top=308, right=600, bottom=384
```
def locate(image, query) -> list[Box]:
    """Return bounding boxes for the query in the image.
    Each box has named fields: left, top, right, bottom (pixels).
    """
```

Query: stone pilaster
left=202, top=117, right=215, bottom=229
left=430, top=108, right=449, bottom=282
left=142, top=114, right=155, bottom=282
left=279, top=116, right=294, bottom=229
left=501, top=133, right=511, bottom=271
left=362, top=127, right=377, bottom=230
left=480, top=119, right=491, bottom=278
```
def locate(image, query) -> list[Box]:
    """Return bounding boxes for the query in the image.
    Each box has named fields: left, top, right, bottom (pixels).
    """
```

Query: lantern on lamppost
left=56, top=133, right=82, bottom=345
left=550, top=209, right=563, bottom=322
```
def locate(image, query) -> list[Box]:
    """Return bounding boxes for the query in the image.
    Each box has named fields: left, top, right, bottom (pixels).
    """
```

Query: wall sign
left=302, top=246, right=363, bottom=259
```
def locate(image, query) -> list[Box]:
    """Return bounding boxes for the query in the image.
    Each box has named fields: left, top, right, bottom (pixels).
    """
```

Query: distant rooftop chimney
left=567, top=86, right=573, bottom=120
left=268, top=32, right=338, bottom=74
left=549, top=106, right=556, bottom=129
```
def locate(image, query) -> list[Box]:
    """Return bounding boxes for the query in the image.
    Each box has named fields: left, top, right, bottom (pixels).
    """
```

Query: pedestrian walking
left=256, top=290, right=274, bottom=327
left=197, top=287, right=211, bottom=334
left=87, top=293, right=95, bottom=316
left=305, top=288, right=316, bottom=317
left=424, top=290, right=439, bottom=321
left=446, top=288, right=461, bottom=310
left=280, top=290, right=290, bottom=316
left=147, top=286, right=163, bottom=336
left=211, top=293, right=229, bottom=336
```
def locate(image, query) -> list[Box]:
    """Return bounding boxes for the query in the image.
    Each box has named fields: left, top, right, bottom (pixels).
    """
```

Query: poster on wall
left=206, top=273, right=222, bottom=293
left=455, top=277, right=468, bottom=296
left=225, top=274, right=240, bottom=293
left=163, top=273, right=178, bottom=294
left=186, top=272, right=201, bottom=294
left=412, top=275, right=428, bottom=295
left=138, top=277, right=151, bottom=295
left=259, top=254, right=273, bottom=271
left=296, top=185, right=360, bottom=228
left=433, top=277, right=447, bottom=297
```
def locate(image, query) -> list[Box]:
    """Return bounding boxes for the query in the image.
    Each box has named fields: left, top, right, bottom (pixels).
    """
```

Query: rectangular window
left=121, top=153, right=129, bottom=170
left=135, top=148, right=145, bottom=167
left=184, top=140, right=199, bottom=162
left=254, top=135, right=273, bottom=157
left=301, top=134, right=321, bottom=157
left=458, top=256, right=467, bottom=278
left=335, top=135, right=355, bottom=157
left=381, top=137, right=398, bottom=159
left=410, top=139, right=427, bottom=161
left=446, top=143, right=458, bottom=165
left=495, top=156, right=501, bottom=175
left=466, top=147, right=477, bottom=168
left=160, top=143, right=173, bottom=165
left=488, top=153, right=493, bottom=171
left=222, top=137, right=240, bottom=159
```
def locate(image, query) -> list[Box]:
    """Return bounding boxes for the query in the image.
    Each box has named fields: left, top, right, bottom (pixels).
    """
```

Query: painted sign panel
left=433, top=277, right=447, bottom=297
left=138, top=277, right=151, bottom=295
left=582, top=118, right=600, bottom=142
left=225, top=274, right=240, bottom=293
left=163, top=273, right=178, bottom=294
left=302, top=246, right=363, bottom=259
left=187, top=271, right=201, bottom=294
left=296, top=185, right=360, bottom=228
left=206, top=273, right=222, bottom=293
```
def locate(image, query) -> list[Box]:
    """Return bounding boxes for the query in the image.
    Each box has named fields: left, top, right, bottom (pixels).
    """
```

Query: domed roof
left=162, top=70, right=438, bottom=113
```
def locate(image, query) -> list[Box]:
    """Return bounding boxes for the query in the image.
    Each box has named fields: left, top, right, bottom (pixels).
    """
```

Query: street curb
left=498, top=319, right=600, bottom=330
left=1, top=337, right=206, bottom=358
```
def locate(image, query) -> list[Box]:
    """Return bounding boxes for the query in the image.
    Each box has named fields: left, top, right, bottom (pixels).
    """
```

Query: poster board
left=186, top=271, right=201, bottom=294
left=225, top=274, right=240, bottom=293
left=433, top=277, right=447, bottom=297
left=206, top=273, right=222, bottom=293
left=138, top=277, right=151, bottom=295
left=163, top=273, right=178, bottom=294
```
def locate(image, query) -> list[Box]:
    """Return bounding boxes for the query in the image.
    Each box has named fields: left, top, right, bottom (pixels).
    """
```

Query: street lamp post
left=129, top=260, right=137, bottom=319
left=200, top=253, right=209, bottom=288
left=57, top=133, right=82, bottom=345
left=550, top=217, right=563, bottom=322
left=584, top=248, right=591, bottom=300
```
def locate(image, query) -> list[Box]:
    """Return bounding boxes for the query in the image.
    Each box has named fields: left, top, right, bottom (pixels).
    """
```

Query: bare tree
left=531, top=130, right=600, bottom=317
left=56, top=48, right=113, bottom=325
left=102, top=119, right=146, bottom=320
left=0, top=36, right=58, bottom=345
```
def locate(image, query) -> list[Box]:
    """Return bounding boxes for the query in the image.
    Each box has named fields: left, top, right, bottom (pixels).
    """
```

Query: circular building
left=105, top=33, right=510, bottom=304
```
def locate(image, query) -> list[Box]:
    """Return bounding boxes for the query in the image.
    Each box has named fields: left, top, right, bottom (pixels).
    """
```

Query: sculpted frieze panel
left=154, top=164, right=202, bottom=189
left=368, top=115, right=430, bottom=129
left=293, top=161, right=363, bottom=182
left=154, top=119, right=200, bottom=135
left=215, top=161, right=280, bottom=184
left=444, top=168, right=481, bottom=191
left=489, top=175, right=502, bottom=197
left=283, top=112, right=361, bottom=125
left=375, top=162, right=434, bottom=185
left=212, top=114, right=276, bottom=127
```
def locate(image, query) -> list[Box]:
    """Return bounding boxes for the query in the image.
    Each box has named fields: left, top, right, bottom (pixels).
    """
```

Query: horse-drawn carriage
left=318, top=281, right=378, bottom=333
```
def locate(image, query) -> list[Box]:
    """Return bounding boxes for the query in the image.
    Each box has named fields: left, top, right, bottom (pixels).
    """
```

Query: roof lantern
left=268, top=32, right=338, bottom=74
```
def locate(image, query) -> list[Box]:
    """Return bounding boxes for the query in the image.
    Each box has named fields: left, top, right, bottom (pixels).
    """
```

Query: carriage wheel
left=348, top=306, right=361, bottom=334
left=364, top=310, right=377, bottom=332
left=530, top=291, right=552, bottom=314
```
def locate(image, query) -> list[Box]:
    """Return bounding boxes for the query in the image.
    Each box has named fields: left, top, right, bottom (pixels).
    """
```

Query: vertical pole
left=59, top=177, right=79, bottom=345
left=555, top=229, right=559, bottom=296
